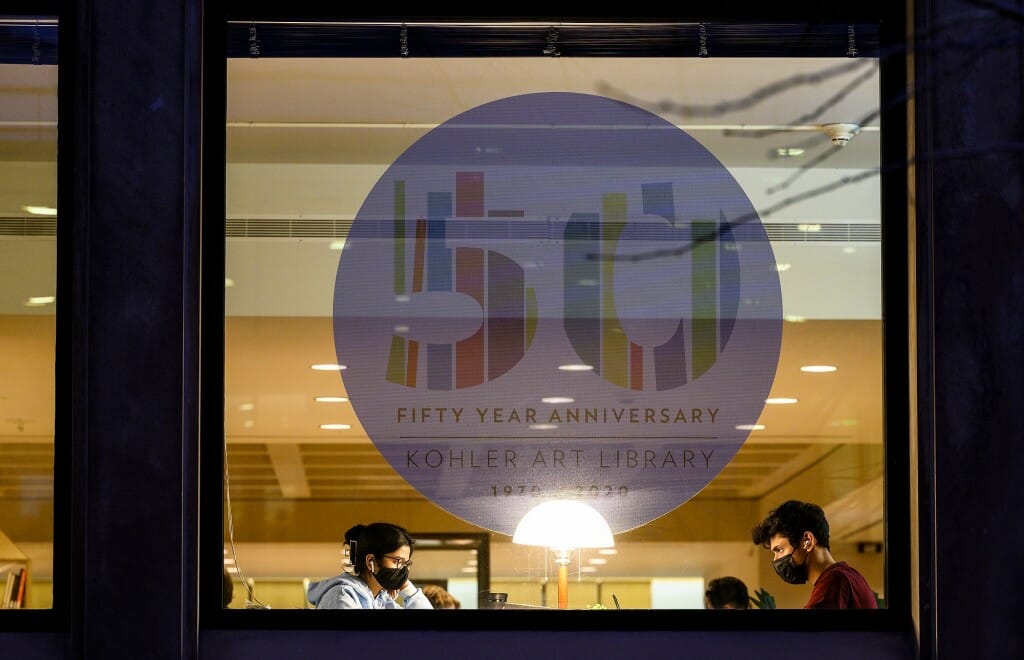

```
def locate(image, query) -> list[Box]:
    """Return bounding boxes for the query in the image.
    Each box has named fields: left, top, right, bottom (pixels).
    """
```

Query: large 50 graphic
left=333, top=92, right=783, bottom=535
left=384, top=180, right=740, bottom=392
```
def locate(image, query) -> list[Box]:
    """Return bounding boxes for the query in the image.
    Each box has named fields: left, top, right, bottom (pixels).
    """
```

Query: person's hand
left=389, top=580, right=411, bottom=599
left=750, top=587, right=777, bottom=609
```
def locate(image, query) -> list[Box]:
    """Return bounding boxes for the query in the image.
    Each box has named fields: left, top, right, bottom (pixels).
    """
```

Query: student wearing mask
left=751, top=500, right=877, bottom=609
left=307, top=522, right=433, bottom=609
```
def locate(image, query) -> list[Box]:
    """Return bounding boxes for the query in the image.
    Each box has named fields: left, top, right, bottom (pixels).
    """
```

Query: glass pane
left=0, top=16, right=58, bottom=610
left=224, top=27, right=884, bottom=612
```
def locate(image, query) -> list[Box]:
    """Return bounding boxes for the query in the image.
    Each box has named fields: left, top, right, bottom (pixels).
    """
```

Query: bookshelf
left=0, top=528, right=29, bottom=609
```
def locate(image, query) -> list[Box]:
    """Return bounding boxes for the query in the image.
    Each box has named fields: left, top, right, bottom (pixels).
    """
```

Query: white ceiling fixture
left=20, top=205, right=57, bottom=216
left=821, top=122, right=862, bottom=147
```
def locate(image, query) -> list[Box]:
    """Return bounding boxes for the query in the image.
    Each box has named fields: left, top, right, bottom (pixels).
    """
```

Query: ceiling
left=223, top=316, right=883, bottom=500
left=0, top=50, right=891, bottom=587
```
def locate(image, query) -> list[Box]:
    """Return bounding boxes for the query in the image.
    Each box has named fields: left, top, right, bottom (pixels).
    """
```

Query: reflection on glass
left=224, top=38, right=884, bottom=610
left=0, top=16, right=59, bottom=610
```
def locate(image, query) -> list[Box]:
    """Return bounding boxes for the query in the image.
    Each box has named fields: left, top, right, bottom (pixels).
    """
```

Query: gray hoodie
left=307, top=572, right=433, bottom=609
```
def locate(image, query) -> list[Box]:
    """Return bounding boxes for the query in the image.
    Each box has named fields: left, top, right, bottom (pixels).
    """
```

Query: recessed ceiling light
left=735, top=424, right=765, bottom=431
left=784, top=315, right=807, bottom=323
left=393, top=325, right=409, bottom=333
left=395, top=294, right=410, bottom=303
left=774, top=263, right=791, bottom=272
left=597, top=548, right=618, bottom=555
left=801, top=365, right=838, bottom=373
left=580, top=566, right=598, bottom=573
left=224, top=277, right=235, bottom=288
left=541, top=397, right=574, bottom=404
left=311, top=363, right=347, bottom=371
left=460, top=566, right=477, bottom=573
left=243, top=420, right=255, bottom=428
left=320, top=423, right=351, bottom=430
left=315, top=396, right=349, bottom=403
left=842, top=246, right=857, bottom=254
left=238, top=402, right=255, bottom=411
left=24, top=296, right=55, bottom=307
left=21, top=205, right=57, bottom=216
left=797, top=223, right=822, bottom=232
left=530, top=424, right=558, bottom=430
left=558, top=364, right=593, bottom=372
left=329, top=240, right=346, bottom=250
left=765, top=397, right=798, bottom=405
left=587, top=557, right=608, bottom=565
left=776, top=147, right=805, bottom=157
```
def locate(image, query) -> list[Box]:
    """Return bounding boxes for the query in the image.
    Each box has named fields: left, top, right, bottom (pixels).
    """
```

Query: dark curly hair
left=751, top=500, right=830, bottom=550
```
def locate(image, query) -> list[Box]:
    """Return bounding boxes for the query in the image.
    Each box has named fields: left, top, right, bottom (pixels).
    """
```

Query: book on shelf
left=0, top=566, right=28, bottom=608
left=0, top=530, right=31, bottom=608
left=2, top=570, right=12, bottom=608
left=14, top=567, right=27, bottom=607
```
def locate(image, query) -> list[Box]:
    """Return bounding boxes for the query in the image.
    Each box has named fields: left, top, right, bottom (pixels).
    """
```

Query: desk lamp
left=512, top=499, right=614, bottom=609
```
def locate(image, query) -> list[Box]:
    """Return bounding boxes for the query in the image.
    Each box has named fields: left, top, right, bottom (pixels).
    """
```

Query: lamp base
left=554, top=549, right=571, bottom=609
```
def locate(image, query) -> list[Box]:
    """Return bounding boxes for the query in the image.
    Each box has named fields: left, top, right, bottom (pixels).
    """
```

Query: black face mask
left=772, top=552, right=808, bottom=585
left=371, top=562, right=409, bottom=591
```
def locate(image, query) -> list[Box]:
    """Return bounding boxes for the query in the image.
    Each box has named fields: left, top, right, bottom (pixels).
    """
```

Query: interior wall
left=225, top=497, right=762, bottom=544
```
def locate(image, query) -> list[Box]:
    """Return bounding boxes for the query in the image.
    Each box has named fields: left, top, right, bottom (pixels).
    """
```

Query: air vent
left=226, top=218, right=354, bottom=238
left=2, top=216, right=880, bottom=243
left=225, top=218, right=880, bottom=243
left=762, top=223, right=880, bottom=242
left=0, top=217, right=57, bottom=236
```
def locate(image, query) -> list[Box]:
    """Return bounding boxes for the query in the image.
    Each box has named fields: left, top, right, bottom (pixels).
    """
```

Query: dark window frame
left=201, top=5, right=910, bottom=633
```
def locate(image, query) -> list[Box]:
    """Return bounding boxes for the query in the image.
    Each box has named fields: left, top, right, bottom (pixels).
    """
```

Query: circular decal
left=334, top=92, right=782, bottom=536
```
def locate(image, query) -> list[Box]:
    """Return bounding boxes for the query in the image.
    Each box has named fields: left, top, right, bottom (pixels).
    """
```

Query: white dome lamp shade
left=512, top=499, right=615, bottom=609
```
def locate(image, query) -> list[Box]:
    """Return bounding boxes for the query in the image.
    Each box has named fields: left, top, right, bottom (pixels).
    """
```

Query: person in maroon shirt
left=751, top=500, right=878, bottom=609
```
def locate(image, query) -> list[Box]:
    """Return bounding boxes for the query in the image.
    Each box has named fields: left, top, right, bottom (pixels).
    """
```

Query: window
left=0, top=15, right=59, bottom=611
left=208, top=16, right=907, bottom=624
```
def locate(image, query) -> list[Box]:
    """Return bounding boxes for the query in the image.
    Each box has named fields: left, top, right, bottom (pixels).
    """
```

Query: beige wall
left=228, top=578, right=309, bottom=610
left=28, top=578, right=51, bottom=609
left=225, top=496, right=763, bottom=544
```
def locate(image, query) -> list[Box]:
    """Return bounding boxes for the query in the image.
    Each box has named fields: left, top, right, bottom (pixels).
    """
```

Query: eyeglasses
left=381, top=555, right=413, bottom=569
